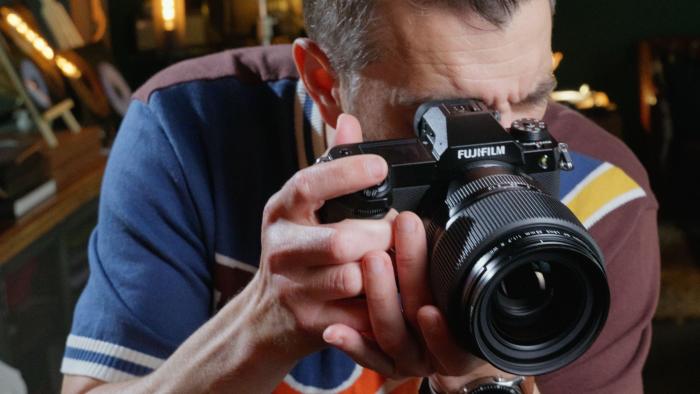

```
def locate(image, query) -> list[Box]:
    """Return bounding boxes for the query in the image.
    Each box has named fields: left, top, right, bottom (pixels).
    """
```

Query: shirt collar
left=294, top=80, right=328, bottom=169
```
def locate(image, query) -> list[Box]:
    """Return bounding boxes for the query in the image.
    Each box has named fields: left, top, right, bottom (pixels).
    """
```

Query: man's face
left=341, top=0, right=555, bottom=141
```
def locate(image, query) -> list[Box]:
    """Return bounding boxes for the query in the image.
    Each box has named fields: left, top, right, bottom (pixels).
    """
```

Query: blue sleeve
left=61, top=100, right=212, bottom=382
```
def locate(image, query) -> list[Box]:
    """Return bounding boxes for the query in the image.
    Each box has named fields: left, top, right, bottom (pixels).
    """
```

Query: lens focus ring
left=445, top=174, right=541, bottom=214
left=431, top=175, right=588, bottom=313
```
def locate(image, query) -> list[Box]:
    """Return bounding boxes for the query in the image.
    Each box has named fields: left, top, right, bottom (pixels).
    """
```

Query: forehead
left=363, top=0, right=553, bottom=104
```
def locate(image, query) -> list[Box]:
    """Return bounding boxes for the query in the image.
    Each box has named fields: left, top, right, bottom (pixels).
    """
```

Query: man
left=61, top=0, right=659, bottom=393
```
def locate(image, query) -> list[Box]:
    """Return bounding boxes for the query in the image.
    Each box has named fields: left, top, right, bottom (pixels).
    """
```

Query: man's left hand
left=322, top=211, right=504, bottom=383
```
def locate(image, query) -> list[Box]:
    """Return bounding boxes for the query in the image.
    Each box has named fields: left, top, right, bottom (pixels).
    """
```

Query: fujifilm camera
left=318, top=99, right=610, bottom=375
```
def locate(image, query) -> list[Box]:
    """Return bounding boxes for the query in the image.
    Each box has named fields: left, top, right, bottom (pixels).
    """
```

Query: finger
left=322, top=324, right=398, bottom=378
left=417, top=305, right=484, bottom=376
left=268, top=154, right=387, bottom=222
left=363, top=252, right=430, bottom=375
left=332, top=113, right=364, bottom=146
left=266, top=218, right=394, bottom=269
left=394, top=212, right=432, bottom=327
left=295, top=262, right=364, bottom=301
left=314, top=298, right=371, bottom=334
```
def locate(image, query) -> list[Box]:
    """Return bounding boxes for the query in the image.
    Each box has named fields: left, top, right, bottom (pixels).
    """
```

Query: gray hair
left=303, top=0, right=556, bottom=78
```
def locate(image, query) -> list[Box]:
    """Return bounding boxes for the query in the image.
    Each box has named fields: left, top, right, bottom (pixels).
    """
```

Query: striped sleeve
left=62, top=335, right=164, bottom=381
left=560, top=152, right=647, bottom=228
left=61, top=100, right=212, bottom=382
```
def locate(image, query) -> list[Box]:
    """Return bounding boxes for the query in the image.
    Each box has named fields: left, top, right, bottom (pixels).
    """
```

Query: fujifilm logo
left=457, top=145, right=507, bottom=159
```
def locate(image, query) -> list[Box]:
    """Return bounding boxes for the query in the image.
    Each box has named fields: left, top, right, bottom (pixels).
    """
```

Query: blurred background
left=0, top=0, right=697, bottom=392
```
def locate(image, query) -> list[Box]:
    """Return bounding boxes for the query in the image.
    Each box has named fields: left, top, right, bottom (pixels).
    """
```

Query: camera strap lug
left=558, top=143, right=574, bottom=171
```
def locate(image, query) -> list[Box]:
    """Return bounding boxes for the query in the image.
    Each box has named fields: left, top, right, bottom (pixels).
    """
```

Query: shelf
left=0, top=156, right=106, bottom=266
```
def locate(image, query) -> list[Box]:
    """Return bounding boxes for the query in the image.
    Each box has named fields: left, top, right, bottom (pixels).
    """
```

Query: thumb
left=332, top=113, right=364, bottom=147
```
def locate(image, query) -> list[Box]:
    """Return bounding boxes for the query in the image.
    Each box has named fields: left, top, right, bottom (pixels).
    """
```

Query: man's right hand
left=62, top=115, right=394, bottom=394
left=242, top=113, right=395, bottom=360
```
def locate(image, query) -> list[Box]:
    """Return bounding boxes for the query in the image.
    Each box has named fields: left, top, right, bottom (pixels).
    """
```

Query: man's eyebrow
left=391, top=74, right=558, bottom=108
left=517, top=74, right=558, bottom=106
left=391, top=91, right=463, bottom=109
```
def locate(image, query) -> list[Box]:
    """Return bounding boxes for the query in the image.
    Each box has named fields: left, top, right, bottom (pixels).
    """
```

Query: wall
left=551, top=0, right=700, bottom=150
left=230, top=1, right=258, bottom=36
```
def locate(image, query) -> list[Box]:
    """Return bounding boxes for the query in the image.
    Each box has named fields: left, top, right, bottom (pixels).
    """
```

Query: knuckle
left=328, top=267, right=348, bottom=295
left=262, top=193, right=281, bottom=224
left=263, top=238, right=289, bottom=272
left=330, top=265, right=362, bottom=296
left=289, top=171, right=315, bottom=205
left=291, top=307, right=317, bottom=333
left=265, top=250, right=284, bottom=272
left=328, top=230, right=353, bottom=262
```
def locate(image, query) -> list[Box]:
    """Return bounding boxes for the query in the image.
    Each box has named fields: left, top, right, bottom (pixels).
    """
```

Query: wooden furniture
left=0, top=156, right=105, bottom=393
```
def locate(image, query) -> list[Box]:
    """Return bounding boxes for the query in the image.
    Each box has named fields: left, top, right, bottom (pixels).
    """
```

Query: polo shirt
left=62, top=45, right=659, bottom=394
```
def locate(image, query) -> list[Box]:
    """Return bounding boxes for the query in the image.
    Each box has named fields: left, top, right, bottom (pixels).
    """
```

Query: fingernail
left=397, top=215, right=417, bottom=233
left=323, top=327, right=343, bottom=346
left=336, top=113, right=349, bottom=129
left=425, top=311, right=441, bottom=333
left=365, top=156, right=386, bottom=179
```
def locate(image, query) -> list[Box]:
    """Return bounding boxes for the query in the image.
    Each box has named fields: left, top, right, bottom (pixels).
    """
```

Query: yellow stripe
left=566, top=165, right=641, bottom=224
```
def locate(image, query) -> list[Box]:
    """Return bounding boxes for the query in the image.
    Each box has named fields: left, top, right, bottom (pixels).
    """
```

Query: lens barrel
left=426, top=173, right=610, bottom=375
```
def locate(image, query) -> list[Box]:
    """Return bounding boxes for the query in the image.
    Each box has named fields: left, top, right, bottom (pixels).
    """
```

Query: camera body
left=319, top=99, right=574, bottom=222
left=318, top=99, right=609, bottom=376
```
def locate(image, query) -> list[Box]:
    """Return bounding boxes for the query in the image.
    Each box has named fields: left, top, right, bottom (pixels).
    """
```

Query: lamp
left=152, top=0, right=185, bottom=47
left=1, top=7, right=81, bottom=80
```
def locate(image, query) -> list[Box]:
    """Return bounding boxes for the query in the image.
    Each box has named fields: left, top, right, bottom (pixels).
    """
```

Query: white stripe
left=61, top=358, right=137, bottom=383
left=583, top=187, right=647, bottom=229
left=283, top=364, right=363, bottom=394
left=66, top=335, right=164, bottom=369
left=214, top=253, right=258, bottom=274
left=561, top=162, right=612, bottom=205
left=212, top=289, right=222, bottom=310
left=295, top=80, right=309, bottom=169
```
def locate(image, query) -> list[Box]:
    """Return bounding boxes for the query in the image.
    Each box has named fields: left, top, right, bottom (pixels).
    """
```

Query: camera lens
left=491, top=262, right=561, bottom=345
left=426, top=173, right=609, bottom=375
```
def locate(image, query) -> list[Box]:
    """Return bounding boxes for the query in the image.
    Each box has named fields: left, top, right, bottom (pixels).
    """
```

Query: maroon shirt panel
left=133, top=44, right=297, bottom=104
left=538, top=205, right=659, bottom=393
left=538, top=104, right=660, bottom=393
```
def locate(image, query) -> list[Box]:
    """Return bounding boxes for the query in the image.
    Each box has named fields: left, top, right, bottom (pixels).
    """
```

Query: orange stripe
left=338, top=368, right=385, bottom=393
left=272, top=369, right=421, bottom=393
left=272, top=381, right=298, bottom=394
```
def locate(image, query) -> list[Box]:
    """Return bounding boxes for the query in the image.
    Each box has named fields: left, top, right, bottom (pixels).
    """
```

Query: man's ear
left=293, top=38, right=343, bottom=128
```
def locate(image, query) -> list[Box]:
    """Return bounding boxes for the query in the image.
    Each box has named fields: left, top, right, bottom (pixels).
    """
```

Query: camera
left=317, top=99, right=610, bottom=375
